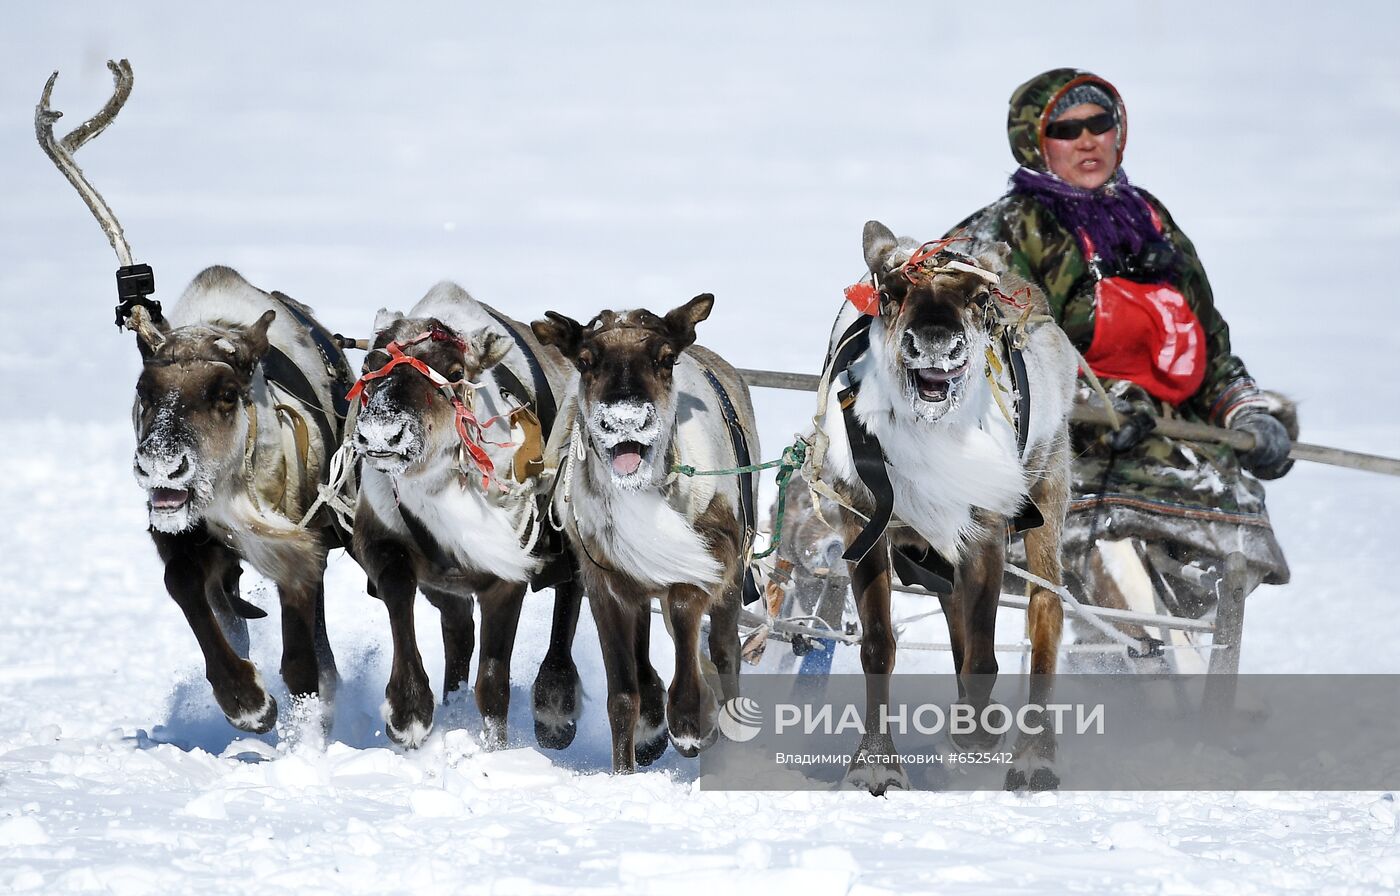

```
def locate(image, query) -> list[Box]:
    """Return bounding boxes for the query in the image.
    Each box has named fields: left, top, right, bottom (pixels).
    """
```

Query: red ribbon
left=346, top=331, right=514, bottom=489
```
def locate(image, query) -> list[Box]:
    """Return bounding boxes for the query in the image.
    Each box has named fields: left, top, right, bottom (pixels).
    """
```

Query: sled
left=720, top=365, right=1381, bottom=686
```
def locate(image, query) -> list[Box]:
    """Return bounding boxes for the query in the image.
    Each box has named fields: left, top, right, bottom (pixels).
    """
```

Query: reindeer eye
left=446, top=367, right=465, bottom=383
left=576, top=350, right=594, bottom=373
left=655, top=349, right=677, bottom=370
left=220, top=387, right=241, bottom=406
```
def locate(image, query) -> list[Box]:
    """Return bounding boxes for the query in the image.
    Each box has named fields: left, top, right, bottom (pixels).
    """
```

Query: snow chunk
left=0, top=816, right=49, bottom=846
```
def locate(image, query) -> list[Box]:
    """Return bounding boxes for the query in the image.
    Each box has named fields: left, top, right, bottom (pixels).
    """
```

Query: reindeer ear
left=240, top=310, right=276, bottom=363
left=863, top=221, right=899, bottom=274
left=532, top=311, right=584, bottom=358
left=663, top=293, right=714, bottom=350
left=373, top=308, right=405, bottom=333
left=470, top=327, right=515, bottom=371
left=974, top=242, right=1012, bottom=276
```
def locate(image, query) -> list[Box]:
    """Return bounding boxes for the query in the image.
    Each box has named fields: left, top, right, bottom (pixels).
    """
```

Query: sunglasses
left=1044, top=112, right=1116, bottom=141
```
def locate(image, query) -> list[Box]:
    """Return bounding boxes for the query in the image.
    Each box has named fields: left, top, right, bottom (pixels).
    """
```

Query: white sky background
left=4, top=1, right=1398, bottom=447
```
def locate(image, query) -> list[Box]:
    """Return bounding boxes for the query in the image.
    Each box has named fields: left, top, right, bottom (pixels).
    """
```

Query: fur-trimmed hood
left=1007, top=68, right=1127, bottom=173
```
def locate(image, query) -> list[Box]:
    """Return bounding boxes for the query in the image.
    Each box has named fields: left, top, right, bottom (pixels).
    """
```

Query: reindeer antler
left=38, top=59, right=164, bottom=344
left=36, top=59, right=135, bottom=265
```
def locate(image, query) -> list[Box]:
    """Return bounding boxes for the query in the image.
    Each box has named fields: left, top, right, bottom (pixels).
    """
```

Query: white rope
left=1001, top=562, right=1144, bottom=651
left=298, top=400, right=359, bottom=532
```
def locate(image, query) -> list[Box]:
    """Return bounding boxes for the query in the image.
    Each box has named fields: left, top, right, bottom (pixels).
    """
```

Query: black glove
left=1232, top=410, right=1294, bottom=479
left=1102, top=396, right=1157, bottom=453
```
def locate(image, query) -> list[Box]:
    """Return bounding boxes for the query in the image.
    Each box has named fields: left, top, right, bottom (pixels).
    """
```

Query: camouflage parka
left=952, top=68, right=1288, bottom=597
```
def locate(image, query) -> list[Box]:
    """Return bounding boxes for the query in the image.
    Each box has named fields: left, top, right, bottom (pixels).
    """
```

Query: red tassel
left=844, top=282, right=879, bottom=316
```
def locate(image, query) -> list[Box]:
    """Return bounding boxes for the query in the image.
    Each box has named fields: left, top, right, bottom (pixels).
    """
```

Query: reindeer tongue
left=610, top=441, right=644, bottom=476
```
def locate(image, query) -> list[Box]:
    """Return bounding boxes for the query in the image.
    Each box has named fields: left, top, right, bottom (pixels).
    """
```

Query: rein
left=345, top=327, right=515, bottom=490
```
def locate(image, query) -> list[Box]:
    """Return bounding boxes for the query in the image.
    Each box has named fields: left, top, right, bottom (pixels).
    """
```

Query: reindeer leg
left=312, top=583, right=338, bottom=705
left=634, top=603, right=670, bottom=766
left=422, top=586, right=476, bottom=701
left=153, top=529, right=276, bottom=734
left=951, top=533, right=1005, bottom=751
left=533, top=573, right=584, bottom=750
left=205, top=555, right=250, bottom=659
left=707, top=580, right=742, bottom=704
left=276, top=563, right=338, bottom=737
left=365, top=542, right=433, bottom=748
left=1007, top=466, right=1068, bottom=792
left=663, top=584, right=720, bottom=757
left=937, top=587, right=965, bottom=692
left=843, top=530, right=908, bottom=795
left=475, top=580, right=526, bottom=750
left=589, top=592, right=641, bottom=773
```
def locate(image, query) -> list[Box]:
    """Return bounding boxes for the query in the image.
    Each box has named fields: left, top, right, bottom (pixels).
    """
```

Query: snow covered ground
left=4, top=2, right=1400, bottom=892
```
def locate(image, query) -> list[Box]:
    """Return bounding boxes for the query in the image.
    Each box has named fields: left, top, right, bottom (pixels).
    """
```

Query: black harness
left=832, top=312, right=1041, bottom=594
left=265, top=291, right=356, bottom=453
left=698, top=366, right=763, bottom=606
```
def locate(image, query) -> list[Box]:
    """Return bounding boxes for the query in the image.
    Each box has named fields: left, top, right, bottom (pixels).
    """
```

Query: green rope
left=671, top=438, right=808, bottom=561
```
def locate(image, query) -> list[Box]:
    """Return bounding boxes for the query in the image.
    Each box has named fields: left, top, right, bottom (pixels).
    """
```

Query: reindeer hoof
left=382, top=694, right=434, bottom=749
left=636, top=730, right=670, bottom=766
left=226, top=692, right=278, bottom=735
left=1028, top=766, right=1061, bottom=791
left=1005, top=764, right=1060, bottom=792
left=844, top=735, right=910, bottom=796
left=535, top=719, right=577, bottom=751
left=532, top=668, right=582, bottom=752
left=669, top=727, right=718, bottom=758
left=385, top=714, right=433, bottom=749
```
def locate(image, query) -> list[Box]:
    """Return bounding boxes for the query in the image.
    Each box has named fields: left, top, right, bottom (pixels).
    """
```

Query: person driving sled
left=950, top=68, right=1294, bottom=662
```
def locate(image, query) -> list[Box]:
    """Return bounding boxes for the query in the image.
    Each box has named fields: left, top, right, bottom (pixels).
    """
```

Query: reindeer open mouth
left=607, top=440, right=654, bottom=478
left=589, top=402, right=662, bottom=487
left=149, top=487, right=191, bottom=511
left=906, top=361, right=968, bottom=404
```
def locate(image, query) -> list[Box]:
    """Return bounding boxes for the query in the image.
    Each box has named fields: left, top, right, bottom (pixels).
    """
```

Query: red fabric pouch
left=1082, top=276, right=1206, bottom=405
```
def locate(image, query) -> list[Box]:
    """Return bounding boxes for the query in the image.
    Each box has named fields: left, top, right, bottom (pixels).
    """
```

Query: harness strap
left=270, top=291, right=356, bottom=421
left=478, top=308, right=573, bottom=591
left=698, top=366, right=762, bottom=606
left=1005, top=328, right=1032, bottom=458
left=822, top=315, right=900, bottom=566
left=481, top=308, right=558, bottom=441
left=992, top=314, right=1046, bottom=534
left=837, top=385, right=895, bottom=565
left=261, top=347, right=337, bottom=468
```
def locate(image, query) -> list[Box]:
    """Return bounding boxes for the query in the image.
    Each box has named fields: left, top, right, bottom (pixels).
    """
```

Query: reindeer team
left=40, top=62, right=1074, bottom=793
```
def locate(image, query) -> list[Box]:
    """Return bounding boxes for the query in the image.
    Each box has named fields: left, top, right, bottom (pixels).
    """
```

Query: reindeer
left=815, top=221, right=1077, bottom=793
left=350, top=282, right=583, bottom=750
left=36, top=62, right=353, bottom=735
left=532, top=296, right=755, bottom=772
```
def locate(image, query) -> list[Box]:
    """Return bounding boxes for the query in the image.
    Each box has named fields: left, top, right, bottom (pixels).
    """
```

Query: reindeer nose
left=598, top=402, right=655, bottom=433
left=134, top=447, right=193, bottom=485
left=905, top=329, right=967, bottom=363
left=355, top=417, right=412, bottom=454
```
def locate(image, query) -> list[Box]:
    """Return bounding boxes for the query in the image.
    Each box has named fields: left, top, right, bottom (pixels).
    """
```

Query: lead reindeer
left=36, top=62, right=355, bottom=735
left=532, top=296, right=755, bottom=772
left=349, top=282, right=583, bottom=750
left=817, top=221, right=1077, bottom=793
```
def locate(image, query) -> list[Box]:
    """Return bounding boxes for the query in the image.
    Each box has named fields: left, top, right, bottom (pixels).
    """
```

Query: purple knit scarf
left=1009, top=167, right=1166, bottom=271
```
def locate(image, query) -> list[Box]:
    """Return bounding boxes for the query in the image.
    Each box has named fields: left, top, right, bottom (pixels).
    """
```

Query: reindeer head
left=131, top=311, right=275, bottom=532
left=532, top=295, right=713, bottom=490
left=351, top=311, right=513, bottom=477
left=860, top=221, right=1008, bottom=423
